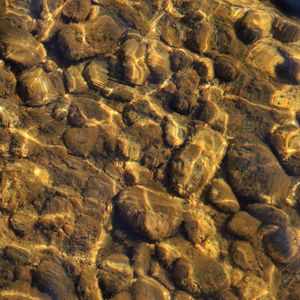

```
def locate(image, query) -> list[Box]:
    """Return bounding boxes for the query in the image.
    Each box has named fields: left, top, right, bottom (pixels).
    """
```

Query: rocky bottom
left=0, top=0, right=300, bottom=299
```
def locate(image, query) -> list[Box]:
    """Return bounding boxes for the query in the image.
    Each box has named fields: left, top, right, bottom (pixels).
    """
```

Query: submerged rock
left=132, top=277, right=171, bottom=300
left=99, top=254, right=133, bottom=294
left=170, top=124, right=227, bottom=197
left=173, top=252, right=228, bottom=295
left=210, top=178, right=240, bottom=213
left=122, top=36, right=150, bottom=86
left=19, top=66, right=62, bottom=106
left=236, top=10, right=272, bottom=44
left=263, top=226, right=299, bottom=264
left=62, top=0, right=91, bottom=22
left=0, top=61, right=16, bottom=97
left=58, top=16, right=122, bottom=61
left=0, top=23, right=46, bottom=68
left=227, top=211, right=261, bottom=239
left=271, top=124, right=300, bottom=176
left=226, top=136, right=292, bottom=205
left=117, top=185, right=184, bottom=241
left=33, top=260, right=78, bottom=300
left=184, top=210, right=217, bottom=244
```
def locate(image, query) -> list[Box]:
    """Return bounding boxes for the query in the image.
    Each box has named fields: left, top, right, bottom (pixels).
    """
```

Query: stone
left=214, top=55, right=240, bottom=82
left=117, top=186, right=183, bottom=241
left=63, top=127, right=98, bottom=157
left=173, top=253, right=228, bottom=295
left=99, top=254, right=133, bottom=295
left=84, top=59, right=109, bottom=91
left=273, top=18, right=300, bottom=43
left=132, top=277, right=170, bottom=300
left=0, top=161, right=50, bottom=212
left=193, top=57, right=214, bottom=83
left=186, top=21, right=213, bottom=53
left=62, top=0, right=91, bottom=22
left=122, top=36, right=149, bottom=86
left=237, top=274, right=268, bottom=300
left=169, top=49, right=193, bottom=72
left=69, top=200, right=106, bottom=253
left=157, top=242, right=181, bottom=268
left=110, top=292, right=132, bottom=300
left=197, top=101, right=228, bottom=134
left=247, top=42, right=284, bottom=78
left=0, top=61, right=16, bottom=97
left=108, top=85, right=137, bottom=103
left=9, top=210, right=38, bottom=236
left=230, top=241, right=257, bottom=271
left=33, top=260, right=78, bottom=300
left=227, top=211, right=261, bottom=239
left=0, top=98, right=20, bottom=128
left=77, top=267, right=103, bottom=300
left=271, top=124, right=300, bottom=176
left=146, top=40, right=171, bottom=82
left=210, top=179, right=240, bottom=213
left=58, top=16, right=122, bottom=61
left=19, top=67, right=60, bottom=106
left=169, top=68, right=200, bottom=115
left=65, top=63, right=89, bottom=94
left=150, top=260, right=174, bottom=290
left=0, top=23, right=46, bottom=68
left=236, top=10, right=272, bottom=44
left=133, top=243, right=152, bottom=277
left=226, top=136, right=292, bottom=205
left=263, top=226, right=298, bottom=264
left=173, top=291, right=195, bottom=300
left=170, top=124, right=227, bottom=197
left=163, top=115, right=186, bottom=148
left=184, top=210, right=216, bottom=244
left=124, top=161, right=153, bottom=186
left=279, top=48, right=300, bottom=84
left=67, top=97, right=113, bottom=127
left=159, top=15, right=185, bottom=48
left=212, top=17, right=246, bottom=56
left=4, top=245, right=33, bottom=265
left=246, top=203, right=290, bottom=226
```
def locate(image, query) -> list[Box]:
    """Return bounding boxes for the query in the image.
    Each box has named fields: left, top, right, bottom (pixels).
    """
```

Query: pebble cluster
left=0, top=0, right=299, bottom=299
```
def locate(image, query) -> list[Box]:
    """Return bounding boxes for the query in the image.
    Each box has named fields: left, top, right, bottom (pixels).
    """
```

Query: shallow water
left=0, top=0, right=299, bottom=299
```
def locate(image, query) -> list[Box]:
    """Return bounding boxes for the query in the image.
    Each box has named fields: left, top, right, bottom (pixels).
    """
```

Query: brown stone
left=173, top=291, right=195, bottom=300
left=263, top=226, right=298, bottom=264
left=0, top=24, right=46, bottom=68
left=19, top=67, right=60, bottom=106
left=227, top=211, right=261, bottom=239
left=184, top=210, right=216, bottom=244
left=237, top=274, right=268, bottom=300
left=99, top=254, right=133, bottom=294
left=122, top=36, right=149, bottom=86
left=132, top=277, right=170, bottom=300
left=173, top=253, right=228, bottom=295
left=0, top=61, right=16, bottom=97
left=77, top=267, right=103, bottom=300
left=117, top=186, right=183, bottom=241
left=226, top=136, right=292, bottom=205
left=210, top=178, right=240, bottom=213
left=246, top=203, right=290, bottom=226
left=170, top=124, right=227, bottom=197
left=58, top=16, right=122, bottom=61
left=133, top=243, right=152, bottom=277
left=62, top=0, right=91, bottom=22
left=33, top=260, right=78, bottom=300
left=230, top=241, right=257, bottom=271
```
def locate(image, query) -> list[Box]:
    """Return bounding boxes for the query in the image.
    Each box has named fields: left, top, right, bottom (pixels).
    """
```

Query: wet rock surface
left=0, top=0, right=299, bottom=299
